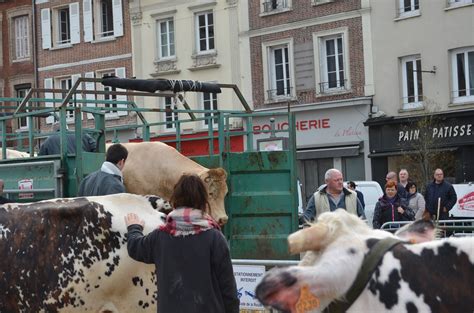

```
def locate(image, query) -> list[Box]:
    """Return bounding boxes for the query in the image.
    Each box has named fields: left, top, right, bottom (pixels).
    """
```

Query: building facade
left=0, top=0, right=35, bottom=135
left=35, top=0, right=135, bottom=142
left=246, top=0, right=374, bottom=202
left=129, top=0, right=249, bottom=140
left=366, top=0, right=474, bottom=188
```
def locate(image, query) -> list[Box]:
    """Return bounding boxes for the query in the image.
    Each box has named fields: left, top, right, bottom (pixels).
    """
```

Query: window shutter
left=44, top=78, right=55, bottom=124
left=85, top=72, right=96, bottom=119
left=70, top=2, right=80, bottom=44
left=112, top=0, right=124, bottom=37
left=41, top=9, right=51, bottom=49
left=83, top=0, right=93, bottom=42
left=115, top=67, right=127, bottom=116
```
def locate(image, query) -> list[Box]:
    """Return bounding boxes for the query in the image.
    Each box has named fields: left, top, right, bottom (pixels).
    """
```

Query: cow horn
left=288, top=224, right=328, bottom=254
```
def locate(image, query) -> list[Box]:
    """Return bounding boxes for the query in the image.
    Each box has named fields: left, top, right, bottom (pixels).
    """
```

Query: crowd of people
left=299, top=167, right=458, bottom=230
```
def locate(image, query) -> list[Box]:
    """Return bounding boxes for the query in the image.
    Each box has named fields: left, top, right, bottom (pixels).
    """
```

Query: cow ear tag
left=295, top=284, right=320, bottom=313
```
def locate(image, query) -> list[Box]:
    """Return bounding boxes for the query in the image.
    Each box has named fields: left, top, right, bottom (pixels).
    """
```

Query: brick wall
left=248, top=0, right=366, bottom=109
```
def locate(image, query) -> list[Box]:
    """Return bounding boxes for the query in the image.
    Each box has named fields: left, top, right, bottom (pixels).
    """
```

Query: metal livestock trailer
left=0, top=78, right=299, bottom=261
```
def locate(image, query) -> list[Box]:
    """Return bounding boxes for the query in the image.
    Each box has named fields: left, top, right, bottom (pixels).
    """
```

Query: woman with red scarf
left=373, top=180, right=414, bottom=229
left=125, top=174, right=239, bottom=313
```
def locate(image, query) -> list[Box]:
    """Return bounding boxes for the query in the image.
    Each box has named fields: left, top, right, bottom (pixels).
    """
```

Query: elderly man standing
left=299, top=168, right=364, bottom=223
left=398, top=169, right=410, bottom=189
left=424, top=168, right=457, bottom=220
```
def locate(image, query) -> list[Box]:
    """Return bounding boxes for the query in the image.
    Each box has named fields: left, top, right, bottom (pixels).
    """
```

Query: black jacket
left=77, top=170, right=125, bottom=196
left=373, top=194, right=414, bottom=229
left=38, top=133, right=96, bottom=156
left=127, top=225, right=239, bottom=313
left=424, top=180, right=457, bottom=217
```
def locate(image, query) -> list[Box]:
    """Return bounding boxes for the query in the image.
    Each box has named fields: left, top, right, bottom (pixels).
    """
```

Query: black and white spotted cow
left=0, top=193, right=171, bottom=313
left=256, top=209, right=474, bottom=313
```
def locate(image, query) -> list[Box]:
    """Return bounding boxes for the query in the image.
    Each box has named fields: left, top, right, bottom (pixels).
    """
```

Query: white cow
left=0, top=193, right=171, bottom=312
left=119, top=142, right=229, bottom=225
left=0, top=148, right=31, bottom=159
left=256, top=209, right=474, bottom=313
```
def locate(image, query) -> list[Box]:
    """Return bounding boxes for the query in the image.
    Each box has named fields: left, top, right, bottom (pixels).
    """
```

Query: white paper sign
left=233, top=265, right=265, bottom=310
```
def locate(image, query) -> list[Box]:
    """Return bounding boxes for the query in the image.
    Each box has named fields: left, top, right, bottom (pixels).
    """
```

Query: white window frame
left=99, top=0, right=114, bottom=38
left=262, top=38, right=295, bottom=102
left=55, top=6, right=71, bottom=45
left=162, top=96, right=178, bottom=131
left=401, top=55, right=424, bottom=109
left=451, top=47, right=474, bottom=104
left=201, top=92, right=218, bottom=128
left=195, top=11, right=214, bottom=54
left=156, top=18, right=175, bottom=60
left=261, top=0, right=290, bottom=13
left=55, top=76, right=75, bottom=121
left=16, top=85, right=30, bottom=129
left=85, top=0, right=123, bottom=42
left=313, top=28, right=351, bottom=95
left=96, top=69, right=119, bottom=118
left=447, top=0, right=474, bottom=7
left=13, top=15, right=30, bottom=60
left=398, top=0, right=420, bottom=18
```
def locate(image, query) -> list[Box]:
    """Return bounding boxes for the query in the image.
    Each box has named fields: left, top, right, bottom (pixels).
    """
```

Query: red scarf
left=159, top=207, right=220, bottom=236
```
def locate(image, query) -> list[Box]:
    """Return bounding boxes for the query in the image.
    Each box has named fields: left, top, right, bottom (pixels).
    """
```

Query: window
left=83, top=0, right=123, bottom=42
left=262, top=0, right=288, bottom=12
left=202, top=93, right=218, bottom=126
left=448, top=0, right=474, bottom=7
left=321, top=35, right=345, bottom=92
left=57, top=7, right=71, bottom=45
left=57, top=77, right=75, bottom=119
left=157, top=18, right=175, bottom=59
left=98, top=71, right=118, bottom=116
left=100, top=0, right=114, bottom=37
left=196, top=11, right=214, bottom=53
left=398, top=0, right=419, bottom=17
left=13, top=15, right=30, bottom=60
left=163, top=97, right=178, bottom=130
left=451, top=47, right=474, bottom=103
left=16, top=85, right=30, bottom=129
left=401, top=55, right=423, bottom=109
left=268, top=44, right=292, bottom=99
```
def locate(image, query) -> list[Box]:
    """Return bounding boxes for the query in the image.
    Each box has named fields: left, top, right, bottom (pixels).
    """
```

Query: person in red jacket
left=125, top=174, right=239, bottom=313
left=373, top=180, right=414, bottom=229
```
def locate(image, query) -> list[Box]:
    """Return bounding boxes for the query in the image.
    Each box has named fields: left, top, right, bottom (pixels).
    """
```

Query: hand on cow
left=124, top=213, right=145, bottom=228
left=397, top=206, right=404, bottom=214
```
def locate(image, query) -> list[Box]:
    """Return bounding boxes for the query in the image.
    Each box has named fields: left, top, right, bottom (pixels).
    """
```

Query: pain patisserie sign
left=398, top=123, right=473, bottom=142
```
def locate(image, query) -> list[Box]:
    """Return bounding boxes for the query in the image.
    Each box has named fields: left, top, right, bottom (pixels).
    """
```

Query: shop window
left=451, top=47, right=474, bottom=104
left=401, top=55, right=423, bottom=109
left=195, top=11, right=214, bottom=53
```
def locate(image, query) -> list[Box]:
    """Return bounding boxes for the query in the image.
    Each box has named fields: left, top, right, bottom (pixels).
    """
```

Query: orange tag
left=295, top=285, right=320, bottom=313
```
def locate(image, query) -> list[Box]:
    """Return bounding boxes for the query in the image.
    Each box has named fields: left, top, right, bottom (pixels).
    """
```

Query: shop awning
left=368, top=147, right=458, bottom=158
left=297, top=143, right=362, bottom=160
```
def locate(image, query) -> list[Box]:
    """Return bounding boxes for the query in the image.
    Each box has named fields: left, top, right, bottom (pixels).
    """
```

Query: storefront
left=252, top=97, right=372, bottom=203
left=365, top=109, right=474, bottom=189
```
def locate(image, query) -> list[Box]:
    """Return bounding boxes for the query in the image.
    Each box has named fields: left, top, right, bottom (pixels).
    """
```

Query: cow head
left=199, top=168, right=228, bottom=226
left=256, top=210, right=391, bottom=312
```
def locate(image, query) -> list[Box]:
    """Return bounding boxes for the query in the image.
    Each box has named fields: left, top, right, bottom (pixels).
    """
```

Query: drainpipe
left=32, top=0, right=39, bottom=147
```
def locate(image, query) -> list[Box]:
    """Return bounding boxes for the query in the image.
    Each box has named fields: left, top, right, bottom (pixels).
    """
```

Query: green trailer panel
left=225, top=151, right=298, bottom=260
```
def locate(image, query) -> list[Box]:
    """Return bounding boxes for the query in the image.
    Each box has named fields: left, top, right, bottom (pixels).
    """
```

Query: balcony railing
left=266, top=87, right=293, bottom=100
left=262, top=0, right=288, bottom=13
left=318, top=79, right=347, bottom=93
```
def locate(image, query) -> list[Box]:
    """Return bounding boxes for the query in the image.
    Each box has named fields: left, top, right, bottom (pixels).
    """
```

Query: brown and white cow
left=0, top=193, right=171, bottom=312
left=119, top=142, right=229, bottom=225
left=256, top=209, right=474, bottom=313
